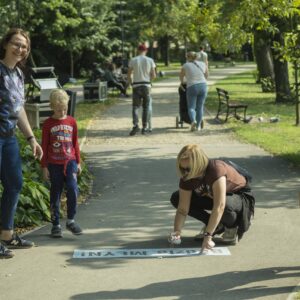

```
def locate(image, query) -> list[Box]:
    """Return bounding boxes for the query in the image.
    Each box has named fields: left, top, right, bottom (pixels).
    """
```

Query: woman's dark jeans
left=0, top=136, right=23, bottom=230
left=170, top=190, right=242, bottom=228
left=48, top=160, right=79, bottom=226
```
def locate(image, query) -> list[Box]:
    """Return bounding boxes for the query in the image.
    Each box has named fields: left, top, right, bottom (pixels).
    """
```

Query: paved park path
left=1, top=65, right=300, bottom=300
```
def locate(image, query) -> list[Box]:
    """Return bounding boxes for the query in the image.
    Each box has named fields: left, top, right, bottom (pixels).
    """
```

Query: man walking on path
left=127, top=44, right=156, bottom=136
left=197, top=46, right=208, bottom=67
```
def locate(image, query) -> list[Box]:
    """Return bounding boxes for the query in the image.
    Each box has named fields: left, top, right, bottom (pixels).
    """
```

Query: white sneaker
left=190, top=122, right=197, bottom=132
left=194, top=227, right=206, bottom=241
left=222, top=227, right=238, bottom=245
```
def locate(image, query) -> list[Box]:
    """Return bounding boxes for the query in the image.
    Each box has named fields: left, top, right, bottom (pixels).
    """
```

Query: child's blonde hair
left=49, top=89, right=69, bottom=109
left=176, top=144, right=209, bottom=180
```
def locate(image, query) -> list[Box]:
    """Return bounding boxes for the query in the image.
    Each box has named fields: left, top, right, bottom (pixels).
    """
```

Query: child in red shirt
left=41, top=89, right=82, bottom=238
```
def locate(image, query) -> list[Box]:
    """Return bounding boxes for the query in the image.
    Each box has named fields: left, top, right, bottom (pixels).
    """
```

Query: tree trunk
left=271, top=31, right=291, bottom=103
left=159, top=35, right=170, bottom=66
left=253, top=30, right=275, bottom=87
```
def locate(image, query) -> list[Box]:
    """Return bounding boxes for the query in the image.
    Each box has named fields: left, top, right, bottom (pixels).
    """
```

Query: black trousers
left=170, top=190, right=243, bottom=228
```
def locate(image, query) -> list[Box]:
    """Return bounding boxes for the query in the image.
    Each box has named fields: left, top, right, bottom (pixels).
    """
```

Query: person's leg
left=147, top=96, right=153, bottom=131
left=141, top=86, right=150, bottom=131
left=65, top=160, right=79, bottom=221
left=0, top=137, right=34, bottom=248
left=48, top=164, right=65, bottom=226
left=170, top=190, right=212, bottom=225
left=220, top=194, right=243, bottom=228
left=65, top=160, right=82, bottom=235
left=112, top=80, right=126, bottom=95
left=195, top=83, right=208, bottom=129
left=186, top=85, right=197, bottom=130
left=120, top=79, right=128, bottom=95
left=130, top=87, right=142, bottom=136
left=132, top=87, right=141, bottom=127
left=220, top=194, right=243, bottom=244
left=0, top=137, right=23, bottom=239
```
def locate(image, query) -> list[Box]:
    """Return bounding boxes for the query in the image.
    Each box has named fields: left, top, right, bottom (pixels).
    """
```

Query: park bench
left=215, top=87, right=248, bottom=122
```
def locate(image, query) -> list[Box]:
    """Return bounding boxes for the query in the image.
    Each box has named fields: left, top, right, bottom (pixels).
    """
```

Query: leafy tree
left=208, top=0, right=296, bottom=102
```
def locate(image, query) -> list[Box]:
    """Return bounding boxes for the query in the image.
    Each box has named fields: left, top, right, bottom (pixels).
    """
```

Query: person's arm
left=127, top=67, right=133, bottom=86
left=72, top=119, right=81, bottom=175
left=173, top=188, right=192, bottom=234
left=179, top=67, right=185, bottom=85
left=201, top=176, right=226, bottom=250
left=150, top=61, right=157, bottom=81
left=17, top=107, right=43, bottom=160
left=204, top=64, right=209, bottom=79
left=41, top=121, right=50, bottom=180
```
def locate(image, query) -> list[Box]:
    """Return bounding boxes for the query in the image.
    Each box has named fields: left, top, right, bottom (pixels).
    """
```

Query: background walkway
left=0, top=65, right=299, bottom=300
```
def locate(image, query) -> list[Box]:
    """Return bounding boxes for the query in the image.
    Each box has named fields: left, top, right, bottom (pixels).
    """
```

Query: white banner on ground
left=73, top=247, right=231, bottom=259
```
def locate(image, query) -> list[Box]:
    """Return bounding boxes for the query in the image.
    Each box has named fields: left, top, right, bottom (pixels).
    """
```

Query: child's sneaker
left=1, top=234, right=35, bottom=249
left=222, top=227, right=238, bottom=245
left=66, top=221, right=83, bottom=235
left=0, top=243, right=14, bottom=259
left=51, top=225, right=62, bottom=238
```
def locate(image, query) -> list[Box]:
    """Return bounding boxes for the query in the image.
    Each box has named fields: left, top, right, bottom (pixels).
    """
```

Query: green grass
left=156, top=62, right=182, bottom=71
left=206, top=71, right=300, bottom=166
left=74, top=99, right=117, bottom=138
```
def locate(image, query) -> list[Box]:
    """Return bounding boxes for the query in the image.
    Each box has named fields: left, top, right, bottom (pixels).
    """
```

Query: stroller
left=176, top=83, right=191, bottom=128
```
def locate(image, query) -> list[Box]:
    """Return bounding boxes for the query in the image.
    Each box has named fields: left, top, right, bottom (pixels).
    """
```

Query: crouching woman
left=168, top=144, right=255, bottom=251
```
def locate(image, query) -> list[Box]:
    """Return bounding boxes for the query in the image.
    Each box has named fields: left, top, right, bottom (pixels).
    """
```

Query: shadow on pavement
left=70, top=266, right=300, bottom=300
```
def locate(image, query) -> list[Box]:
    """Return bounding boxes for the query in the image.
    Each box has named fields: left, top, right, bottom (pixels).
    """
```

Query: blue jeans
left=186, top=83, right=208, bottom=127
left=0, top=136, right=23, bottom=230
left=147, top=96, right=152, bottom=130
left=48, top=160, right=79, bottom=226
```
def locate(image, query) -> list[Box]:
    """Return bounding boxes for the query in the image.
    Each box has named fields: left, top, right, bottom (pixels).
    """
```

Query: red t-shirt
left=179, top=160, right=246, bottom=198
left=41, top=116, right=80, bottom=168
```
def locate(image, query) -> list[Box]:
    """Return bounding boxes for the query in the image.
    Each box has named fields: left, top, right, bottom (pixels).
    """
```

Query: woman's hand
left=179, top=83, right=186, bottom=91
left=77, top=163, right=82, bottom=175
left=42, top=167, right=49, bottom=181
left=29, top=138, right=43, bottom=160
left=201, top=236, right=215, bottom=252
left=168, top=232, right=182, bottom=245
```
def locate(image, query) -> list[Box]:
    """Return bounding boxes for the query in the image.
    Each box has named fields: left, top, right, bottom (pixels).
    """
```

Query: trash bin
left=83, top=81, right=107, bottom=102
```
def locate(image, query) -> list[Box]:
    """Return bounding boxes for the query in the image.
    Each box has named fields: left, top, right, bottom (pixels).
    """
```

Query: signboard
left=73, top=247, right=231, bottom=259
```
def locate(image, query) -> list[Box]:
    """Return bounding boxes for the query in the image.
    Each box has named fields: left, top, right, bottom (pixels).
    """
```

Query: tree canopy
left=0, top=0, right=300, bottom=84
